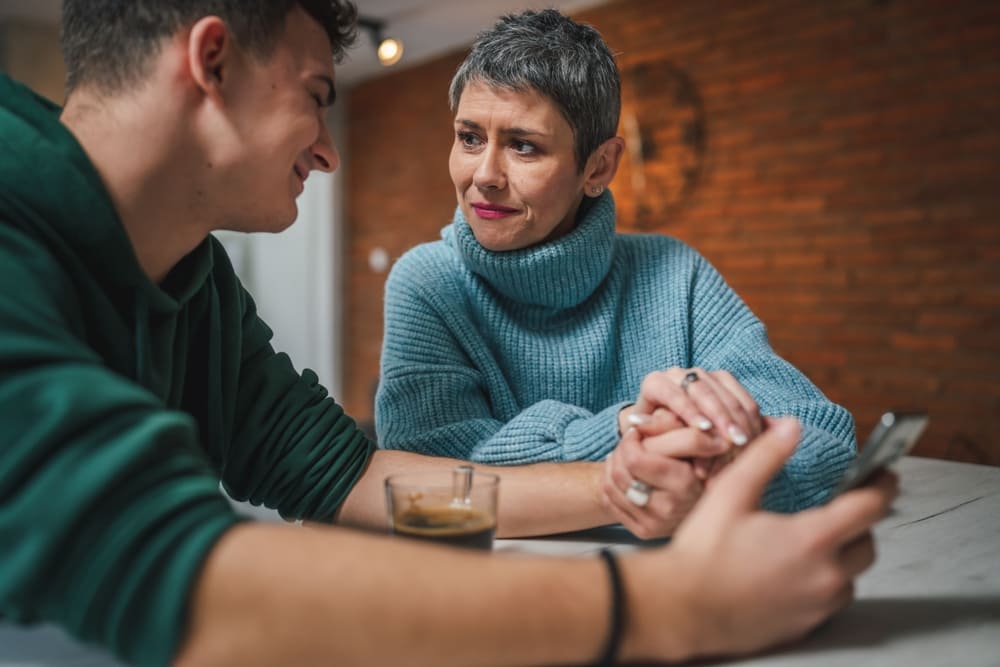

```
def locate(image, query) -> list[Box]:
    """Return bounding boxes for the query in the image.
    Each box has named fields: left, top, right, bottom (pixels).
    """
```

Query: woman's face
left=449, top=81, right=588, bottom=252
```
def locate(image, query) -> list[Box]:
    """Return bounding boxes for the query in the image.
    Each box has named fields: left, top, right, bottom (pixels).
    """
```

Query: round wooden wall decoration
left=617, top=60, right=707, bottom=230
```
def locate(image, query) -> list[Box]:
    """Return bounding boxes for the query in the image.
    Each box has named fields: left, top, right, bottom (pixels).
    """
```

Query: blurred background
left=2, top=0, right=998, bottom=466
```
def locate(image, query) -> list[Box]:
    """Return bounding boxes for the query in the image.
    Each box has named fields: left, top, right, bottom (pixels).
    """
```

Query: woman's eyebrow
left=454, top=119, right=548, bottom=137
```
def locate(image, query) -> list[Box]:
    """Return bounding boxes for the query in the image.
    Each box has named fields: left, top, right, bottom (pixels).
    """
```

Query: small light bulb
left=368, top=247, right=390, bottom=273
left=377, top=37, right=403, bottom=66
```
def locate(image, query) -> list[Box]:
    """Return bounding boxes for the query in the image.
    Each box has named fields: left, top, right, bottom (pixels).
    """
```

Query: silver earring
left=591, top=185, right=604, bottom=195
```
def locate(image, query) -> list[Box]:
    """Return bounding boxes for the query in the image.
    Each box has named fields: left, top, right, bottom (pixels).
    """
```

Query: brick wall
left=0, top=19, right=65, bottom=104
left=345, top=0, right=1000, bottom=465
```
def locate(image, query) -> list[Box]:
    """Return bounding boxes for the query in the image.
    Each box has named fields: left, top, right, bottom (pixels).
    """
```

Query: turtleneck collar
left=445, top=190, right=617, bottom=309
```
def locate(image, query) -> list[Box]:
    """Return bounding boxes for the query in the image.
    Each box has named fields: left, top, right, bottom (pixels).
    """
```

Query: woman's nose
left=472, top=146, right=505, bottom=190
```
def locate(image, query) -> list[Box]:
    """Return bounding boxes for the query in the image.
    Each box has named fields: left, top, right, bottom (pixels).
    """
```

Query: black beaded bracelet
left=597, top=548, right=624, bottom=666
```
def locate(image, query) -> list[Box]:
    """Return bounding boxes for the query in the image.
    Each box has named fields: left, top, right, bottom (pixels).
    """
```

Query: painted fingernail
left=628, top=413, right=652, bottom=426
left=728, top=425, right=749, bottom=446
left=696, top=416, right=713, bottom=431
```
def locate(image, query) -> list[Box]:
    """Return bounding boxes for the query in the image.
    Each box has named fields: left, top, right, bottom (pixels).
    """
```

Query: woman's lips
left=471, top=203, right=518, bottom=220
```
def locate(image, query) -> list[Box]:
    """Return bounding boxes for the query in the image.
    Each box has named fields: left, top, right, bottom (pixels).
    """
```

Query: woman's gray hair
left=449, top=9, right=620, bottom=171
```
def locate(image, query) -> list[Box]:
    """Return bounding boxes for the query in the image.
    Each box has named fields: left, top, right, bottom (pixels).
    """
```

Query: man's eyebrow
left=316, top=75, right=336, bottom=106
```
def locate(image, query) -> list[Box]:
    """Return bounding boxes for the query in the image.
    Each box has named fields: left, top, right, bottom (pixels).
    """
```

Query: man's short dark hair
left=61, top=0, right=358, bottom=95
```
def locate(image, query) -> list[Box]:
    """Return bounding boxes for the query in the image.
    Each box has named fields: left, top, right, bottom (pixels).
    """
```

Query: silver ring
left=625, top=479, right=651, bottom=507
left=679, top=371, right=699, bottom=393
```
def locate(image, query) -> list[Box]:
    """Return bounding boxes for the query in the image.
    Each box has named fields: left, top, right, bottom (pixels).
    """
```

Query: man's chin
left=218, top=209, right=297, bottom=234
left=265, top=200, right=299, bottom=232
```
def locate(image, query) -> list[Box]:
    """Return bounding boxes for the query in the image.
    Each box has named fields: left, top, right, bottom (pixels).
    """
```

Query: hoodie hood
left=0, top=74, right=219, bottom=391
left=0, top=74, right=211, bottom=315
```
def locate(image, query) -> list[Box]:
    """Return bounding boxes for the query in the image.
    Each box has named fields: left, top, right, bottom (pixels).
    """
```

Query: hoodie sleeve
left=210, top=272, right=375, bottom=522
left=0, top=226, right=243, bottom=667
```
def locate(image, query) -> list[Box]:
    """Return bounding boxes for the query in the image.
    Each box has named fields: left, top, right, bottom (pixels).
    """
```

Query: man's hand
left=620, top=417, right=898, bottom=662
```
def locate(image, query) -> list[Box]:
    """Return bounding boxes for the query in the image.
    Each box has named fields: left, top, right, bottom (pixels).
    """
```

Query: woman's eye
left=511, top=140, right=536, bottom=155
left=457, top=131, right=482, bottom=148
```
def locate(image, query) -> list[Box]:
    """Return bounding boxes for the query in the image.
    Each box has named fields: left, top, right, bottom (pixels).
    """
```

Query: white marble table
left=498, top=456, right=1000, bottom=667
left=2, top=456, right=998, bottom=666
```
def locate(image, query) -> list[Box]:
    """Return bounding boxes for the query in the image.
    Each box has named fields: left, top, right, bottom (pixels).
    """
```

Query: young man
left=0, top=1, right=896, bottom=666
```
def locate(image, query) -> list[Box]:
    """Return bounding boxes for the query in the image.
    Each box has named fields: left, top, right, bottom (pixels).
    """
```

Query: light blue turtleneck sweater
left=376, top=192, right=855, bottom=511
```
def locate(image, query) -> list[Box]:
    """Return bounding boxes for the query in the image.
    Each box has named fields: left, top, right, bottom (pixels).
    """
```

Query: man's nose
left=311, top=124, right=339, bottom=173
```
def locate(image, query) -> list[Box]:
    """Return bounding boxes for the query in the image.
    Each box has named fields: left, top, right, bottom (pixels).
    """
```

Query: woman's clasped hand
left=604, top=368, right=768, bottom=538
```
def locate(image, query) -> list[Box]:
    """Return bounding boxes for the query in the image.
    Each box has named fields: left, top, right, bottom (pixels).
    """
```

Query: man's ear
left=584, top=136, right=625, bottom=192
left=187, top=16, right=232, bottom=95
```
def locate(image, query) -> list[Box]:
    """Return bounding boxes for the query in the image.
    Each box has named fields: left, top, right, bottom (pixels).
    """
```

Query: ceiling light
left=358, top=17, right=404, bottom=67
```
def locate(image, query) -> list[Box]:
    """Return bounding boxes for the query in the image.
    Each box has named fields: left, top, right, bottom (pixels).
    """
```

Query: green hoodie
left=0, top=75, right=375, bottom=665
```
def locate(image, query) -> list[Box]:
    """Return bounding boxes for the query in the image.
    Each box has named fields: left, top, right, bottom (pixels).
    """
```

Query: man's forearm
left=336, top=449, right=614, bottom=537
left=174, top=521, right=622, bottom=667
left=175, top=418, right=897, bottom=667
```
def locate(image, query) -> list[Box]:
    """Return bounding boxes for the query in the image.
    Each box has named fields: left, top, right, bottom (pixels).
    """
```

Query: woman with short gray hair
left=377, top=9, right=855, bottom=534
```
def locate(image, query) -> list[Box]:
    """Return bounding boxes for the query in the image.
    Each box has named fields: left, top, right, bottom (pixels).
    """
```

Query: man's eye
left=457, top=131, right=481, bottom=147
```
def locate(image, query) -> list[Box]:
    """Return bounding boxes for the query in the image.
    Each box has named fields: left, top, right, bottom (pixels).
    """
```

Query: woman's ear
left=584, top=136, right=625, bottom=194
left=187, top=16, right=232, bottom=95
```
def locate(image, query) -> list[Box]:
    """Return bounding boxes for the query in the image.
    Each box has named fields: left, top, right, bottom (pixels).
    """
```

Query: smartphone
left=831, top=410, right=929, bottom=496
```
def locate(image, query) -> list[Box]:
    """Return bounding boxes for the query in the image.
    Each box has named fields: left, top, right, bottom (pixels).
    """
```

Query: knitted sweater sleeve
left=687, top=251, right=856, bottom=511
left=376, top=252, right=625, bottom=464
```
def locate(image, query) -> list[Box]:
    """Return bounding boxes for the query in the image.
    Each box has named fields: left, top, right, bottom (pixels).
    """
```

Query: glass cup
left=384, top=466, right=499, bottom=550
